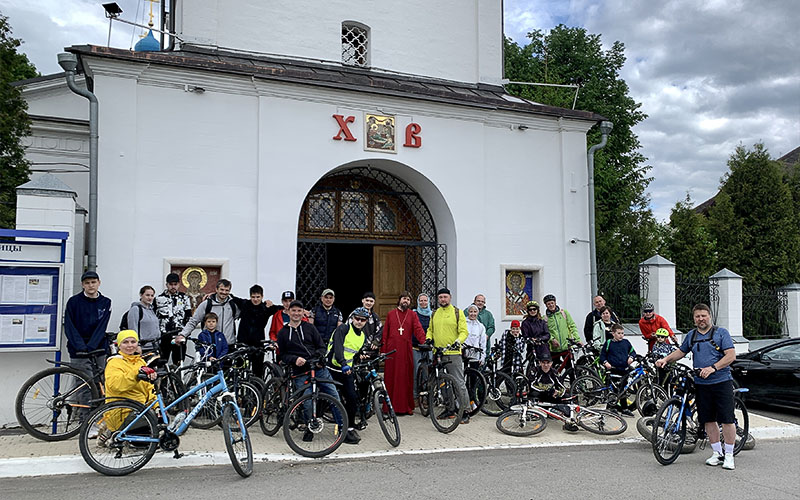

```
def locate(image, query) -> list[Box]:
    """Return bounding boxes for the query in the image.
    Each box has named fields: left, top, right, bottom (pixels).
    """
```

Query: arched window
left=342, top=21, right=369, bottom=68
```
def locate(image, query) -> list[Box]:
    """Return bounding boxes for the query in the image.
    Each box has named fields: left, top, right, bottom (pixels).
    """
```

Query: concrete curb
left=2, top=424, right=799, bottom=479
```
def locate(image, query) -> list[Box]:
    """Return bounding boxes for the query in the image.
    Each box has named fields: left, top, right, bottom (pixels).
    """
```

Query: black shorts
left=695, top=379, right=735, bottom=425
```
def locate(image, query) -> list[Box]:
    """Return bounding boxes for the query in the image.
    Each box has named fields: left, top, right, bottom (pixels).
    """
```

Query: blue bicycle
left=78, top=348, right=253, bottom=477
left=651, top=364, right=749, bottom=465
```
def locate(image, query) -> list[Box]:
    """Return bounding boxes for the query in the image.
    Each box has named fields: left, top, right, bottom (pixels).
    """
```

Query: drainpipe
left=587, top=120, right=613, bottom=298
left=58, top=52, right=99, bottom=272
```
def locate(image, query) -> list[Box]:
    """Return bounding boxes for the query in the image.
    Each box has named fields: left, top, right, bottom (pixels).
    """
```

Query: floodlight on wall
left=102, top=2, right=123, bottom=18
left=184, top=85, right=205, bottom=94
left=517, top=125, right=528, bottom=131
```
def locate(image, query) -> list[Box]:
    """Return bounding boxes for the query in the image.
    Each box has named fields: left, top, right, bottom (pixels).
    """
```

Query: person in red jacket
left=268, top=291, right=309, bottom=342
left=638, top=303, right=675, bottom=351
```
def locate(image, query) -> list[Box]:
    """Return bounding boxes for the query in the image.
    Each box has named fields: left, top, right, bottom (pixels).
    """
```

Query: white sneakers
left=705, top=451, right=735, bottom=470
left=705, top=451, right=723, bottom=466
left=722, top=454, right=735, bottom=470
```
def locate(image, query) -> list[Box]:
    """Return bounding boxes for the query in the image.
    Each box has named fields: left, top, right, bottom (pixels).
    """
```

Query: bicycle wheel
left=577, top=408, right=627, bottom=435
left=283, top=392, right=347, bottom=458
left=635, top=383, right=668, bottom=418
left=429, top=373, right=465, bottom=434
left=570, top=375, right=606, bottom=407
left=259, top=378, right=285, bottom=436
left=416, top=367, right=430, bottom=417
left=235, top=381, right=262, bottom=428
left=732, top=397, right=749, bottom=456
left=480, top=370, right=515, bottom=417
left=465, top=368, right=487, bottom=417
left=187, top=374, right=222, bottom=429
left=16, top=367, right=99, bottom=441
left=222, top=403, right=253, bottom=477
left=496, top=409, right=547, bottom=437
left=651, top=398, right=687, bottom=465
left=78, top=399, right=158, bottom=476
left=374, top=387, right=401, bottom=447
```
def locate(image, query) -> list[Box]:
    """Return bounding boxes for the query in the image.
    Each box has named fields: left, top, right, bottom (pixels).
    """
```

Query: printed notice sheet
left=24, top=315, right=50, bottom=343
left=26, top=276, right=52, bottom=304
left=0, top=315, right=25, bottom=343
left=1, top=275, right=27, bottom=304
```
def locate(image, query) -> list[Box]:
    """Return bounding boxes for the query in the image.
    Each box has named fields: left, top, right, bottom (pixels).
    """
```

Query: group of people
left=63, top=271, right=740, bottom=469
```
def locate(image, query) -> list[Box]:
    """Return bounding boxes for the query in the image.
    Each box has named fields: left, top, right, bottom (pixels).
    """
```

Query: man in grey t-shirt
left=656, top=303, right=737, bottom=470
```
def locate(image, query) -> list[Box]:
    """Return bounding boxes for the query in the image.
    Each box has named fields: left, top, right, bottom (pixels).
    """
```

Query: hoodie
left=180, top=293, right=240, bottom=344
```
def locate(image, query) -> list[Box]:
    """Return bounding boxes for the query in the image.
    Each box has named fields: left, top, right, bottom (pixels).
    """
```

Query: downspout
left=57, top=52, right=99, bottom=272
left=587, top=120, right=613, bottom=297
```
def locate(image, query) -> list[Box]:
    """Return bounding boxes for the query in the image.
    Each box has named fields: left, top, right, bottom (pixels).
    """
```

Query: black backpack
left=204, top=297, right=238, bottom=320
left=119, top=304, right=144, bottom=331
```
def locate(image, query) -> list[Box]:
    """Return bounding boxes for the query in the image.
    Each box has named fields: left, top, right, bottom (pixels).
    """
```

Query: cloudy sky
left=2, top=0, right=799, bottom=221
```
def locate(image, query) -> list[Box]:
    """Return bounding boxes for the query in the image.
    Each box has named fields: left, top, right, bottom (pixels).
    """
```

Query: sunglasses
left=352, top=316, right=368, bottom=322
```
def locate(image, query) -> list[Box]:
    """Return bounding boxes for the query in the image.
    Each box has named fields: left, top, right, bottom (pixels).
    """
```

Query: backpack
left=688, top=326, right=720, bottom=353
left=119, top=304, right=144, bottom=331
left=204, top=296, right=238, bottom=318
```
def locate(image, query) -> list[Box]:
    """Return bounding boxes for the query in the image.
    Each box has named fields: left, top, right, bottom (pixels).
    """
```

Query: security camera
left=570, top=238, right=577, bottom=244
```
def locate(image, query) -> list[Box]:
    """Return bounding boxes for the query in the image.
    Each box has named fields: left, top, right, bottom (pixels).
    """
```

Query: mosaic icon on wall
left=364, top=113, right=396, bottom=153
left=505, top=270, right=532, bottom=317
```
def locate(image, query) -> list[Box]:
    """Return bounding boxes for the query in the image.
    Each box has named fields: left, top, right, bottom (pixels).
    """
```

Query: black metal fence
left=742, top=286, right=788, bottom=339
left=597, top=266, right=648, bottom=322
left=675, top=275, right=719, bottom=332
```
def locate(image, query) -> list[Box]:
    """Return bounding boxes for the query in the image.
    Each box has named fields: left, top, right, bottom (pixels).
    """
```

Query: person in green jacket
left=473, top=294, right=496, bottom=352
left=427, top=288, right=470, bottom=423
left=543, top=294, right=581, bottom=365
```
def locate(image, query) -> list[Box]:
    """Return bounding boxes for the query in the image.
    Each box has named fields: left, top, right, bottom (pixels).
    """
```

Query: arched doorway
left=296, top=166, right=446, bottom=318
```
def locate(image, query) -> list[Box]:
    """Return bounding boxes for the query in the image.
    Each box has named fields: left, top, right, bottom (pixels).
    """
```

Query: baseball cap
left=321, top=288, right=335, bottom=297
left=81, top=271, right=99, bottom=281
left=166, top=272, right=180, bottom=283
left=282, top=291, right=295, bottom=300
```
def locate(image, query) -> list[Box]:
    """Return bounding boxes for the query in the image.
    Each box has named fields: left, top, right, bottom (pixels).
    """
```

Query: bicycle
left=461, top=344, right=488, bottom=417
left=281, top=356, right=348, bottom=458
left=78, top=348, right=253, bottom=477
left=478, top=341, right=516, bottom=417
left=651, top=364, right=749, bottom=465
left=570, top=354, right=668, bottom=416
left=416, top=342, right=469, bottom=433
left=351, top=349, right=401, bottom=447
left=496, top=397, right=627, bottom=437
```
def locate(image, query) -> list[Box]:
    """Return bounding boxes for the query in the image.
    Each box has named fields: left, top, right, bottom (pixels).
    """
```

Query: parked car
left=730, top=338, right=800, bottom=410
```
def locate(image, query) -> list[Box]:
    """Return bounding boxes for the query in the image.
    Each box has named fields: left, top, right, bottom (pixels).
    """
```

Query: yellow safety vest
left=327, top=325, right=366, bottom=368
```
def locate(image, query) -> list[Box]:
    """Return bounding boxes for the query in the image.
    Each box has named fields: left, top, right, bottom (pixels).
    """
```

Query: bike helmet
left=351, top=307, right=370, bottom=319
left=526, top=300, right=539, bottom=309
left=642, top=302, right=654, bottom=312
left=542, top=294, right=556, bottom=304
left=655, top=328, right=670, bottom=337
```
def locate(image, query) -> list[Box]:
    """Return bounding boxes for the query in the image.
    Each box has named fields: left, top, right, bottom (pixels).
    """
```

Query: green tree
left=0, top=14, right=37, bottom=228
left=708, top=144, right=800, bottom=288
left=504, top=27, right=659, bottom=267
left=663, top=193, right=717, bottom=278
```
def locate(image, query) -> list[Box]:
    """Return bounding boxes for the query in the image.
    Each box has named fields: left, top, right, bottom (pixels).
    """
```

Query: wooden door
left=373, top=246, right=406, bottom=320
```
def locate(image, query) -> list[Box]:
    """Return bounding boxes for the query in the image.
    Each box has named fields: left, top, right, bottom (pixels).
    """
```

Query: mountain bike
left=78, top=348, right=253, bottom=477
left=351, top=349, right=401, bottom=447
left=479, top=342, right=516, bottom=417
left=281, top=357, right=348, bottom=458
left=496, top=397, right=627, bottom=437
left=461, top=345, right=488, bottom=417
left=651, top=364, right=749, bottom=465
left=416, top=342, right=469, bottom=433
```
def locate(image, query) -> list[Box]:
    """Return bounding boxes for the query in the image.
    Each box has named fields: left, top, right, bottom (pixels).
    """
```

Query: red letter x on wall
left=332, top=114, right=357, bottom=141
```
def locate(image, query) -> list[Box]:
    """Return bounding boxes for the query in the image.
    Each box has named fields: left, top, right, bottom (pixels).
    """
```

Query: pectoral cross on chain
left=398, top=326, right=404, bottom=336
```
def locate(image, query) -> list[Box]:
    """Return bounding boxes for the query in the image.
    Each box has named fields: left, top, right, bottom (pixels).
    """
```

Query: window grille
left=342, top=22, right=369, bottom=67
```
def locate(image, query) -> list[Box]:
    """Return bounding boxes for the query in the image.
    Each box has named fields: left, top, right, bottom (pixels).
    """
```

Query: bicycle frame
left=110, top=367, right=245, bottom=444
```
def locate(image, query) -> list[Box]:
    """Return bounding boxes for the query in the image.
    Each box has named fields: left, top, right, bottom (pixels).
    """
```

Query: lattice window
left=374, top=199, right=397, bottom=233
left=308, top=193, right=335, bottom=230
left=342, top=22, right=369, bottom=67
left=340, top=192, right=369, bottom=231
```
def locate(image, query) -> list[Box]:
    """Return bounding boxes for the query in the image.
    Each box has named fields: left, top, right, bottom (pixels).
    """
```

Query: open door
left=373, top=245, right=406, bottom=320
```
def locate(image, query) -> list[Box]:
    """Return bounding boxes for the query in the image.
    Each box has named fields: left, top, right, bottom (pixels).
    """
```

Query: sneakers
left=705, top=451, right=723, bottom=466
left=460, top=415, right=470, bottom=425
left=344, top=429, right=361, bottom=445
left=722, top=454, right=735, bottom=470
left=618, top=409, right=635, bottom=418
left=302, top=430, right=314, bottom=442
left=563, top=422, right=579, bottom=432
left=437, top=410, right=456, bottom=419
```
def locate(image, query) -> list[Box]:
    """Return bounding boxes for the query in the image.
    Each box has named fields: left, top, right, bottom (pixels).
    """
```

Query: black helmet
left=543, top=294, right=556, bottom=304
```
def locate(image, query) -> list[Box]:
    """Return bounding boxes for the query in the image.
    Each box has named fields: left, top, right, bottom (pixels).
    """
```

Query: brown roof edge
left=66, top=45, right=606, bottom=123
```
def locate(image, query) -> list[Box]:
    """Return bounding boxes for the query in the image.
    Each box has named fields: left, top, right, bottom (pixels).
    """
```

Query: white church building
left=6, top=1, right=604, bottom=424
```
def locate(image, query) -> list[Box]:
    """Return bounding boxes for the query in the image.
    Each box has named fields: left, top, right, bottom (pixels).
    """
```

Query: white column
left=710, top=268, right=749, bottom=353
left=781, top=283, right=800, bottom=339
left=640, top=255, right=676, bottom=328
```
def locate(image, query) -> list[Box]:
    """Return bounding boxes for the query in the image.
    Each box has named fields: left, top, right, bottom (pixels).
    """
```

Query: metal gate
left=295, top=166, right=444, bottom=307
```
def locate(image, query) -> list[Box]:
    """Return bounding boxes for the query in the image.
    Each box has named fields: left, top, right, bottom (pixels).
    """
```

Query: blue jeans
left=292, top=366, right=344, bottom=426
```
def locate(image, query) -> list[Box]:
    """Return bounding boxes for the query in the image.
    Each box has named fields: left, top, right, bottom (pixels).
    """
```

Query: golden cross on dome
left=147, top=0, right=160, bottom=28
